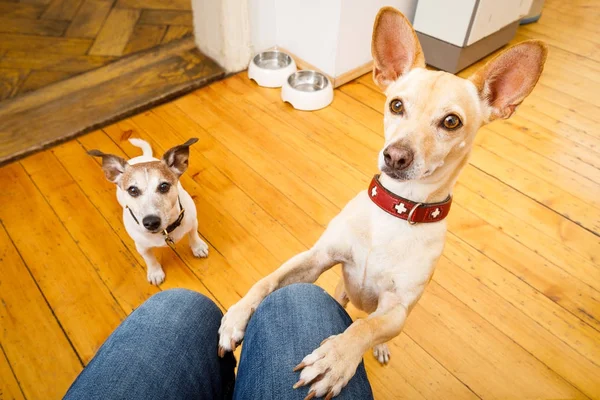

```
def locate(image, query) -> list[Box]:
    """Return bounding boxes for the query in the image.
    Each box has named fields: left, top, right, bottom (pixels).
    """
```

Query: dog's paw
left=373, top=343, right=391, bottom=365
left=147, top=268, right=165, bottom=285
left=217, top=303, right=253, bottom=357
left=293, top=334, right=363, bottom=399
left=191, top=240, right=209, bottom=258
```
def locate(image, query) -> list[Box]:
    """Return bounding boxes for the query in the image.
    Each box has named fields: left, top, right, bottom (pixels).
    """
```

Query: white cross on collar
left=431, top=208, right=441, bottom=218
left=394, top=203, right=407, bottom=214
left=371, top=186, right=377, bottom=197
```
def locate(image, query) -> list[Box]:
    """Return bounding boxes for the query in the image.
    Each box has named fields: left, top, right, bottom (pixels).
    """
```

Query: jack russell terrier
left=88, top=138, right=209, bottom=285
left=217, top=7, right=547, bottom=399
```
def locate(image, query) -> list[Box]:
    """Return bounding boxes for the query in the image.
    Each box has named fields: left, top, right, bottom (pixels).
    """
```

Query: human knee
left=142, top=289, right=222, bottom=325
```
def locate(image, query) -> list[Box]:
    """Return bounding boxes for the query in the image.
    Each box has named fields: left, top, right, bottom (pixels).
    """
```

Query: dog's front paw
left=294, top=334, right=363, bottom=399
left=218, top=303, right=253, bottom=357
left=147, top=268, right=165, bottom=285
left=191, top=240, right=209, bottom=258
left=373, top=343, right=391, bottom=365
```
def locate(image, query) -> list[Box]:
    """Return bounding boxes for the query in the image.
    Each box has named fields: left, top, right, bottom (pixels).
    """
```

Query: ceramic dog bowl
left=281, top=70, right=333, bottom=111
left=248, top=50, right=297, bottom=88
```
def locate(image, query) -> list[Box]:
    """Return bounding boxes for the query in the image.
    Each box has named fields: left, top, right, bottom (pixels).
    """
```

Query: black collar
left=127, top=197, right=185, bottom=235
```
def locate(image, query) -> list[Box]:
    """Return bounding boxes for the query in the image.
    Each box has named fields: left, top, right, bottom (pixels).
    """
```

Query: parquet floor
left=0, top=0, right=223, bottom=166
left=0, top=0, right=194, bottom=99
left=1, top=0, right=599, bottom=399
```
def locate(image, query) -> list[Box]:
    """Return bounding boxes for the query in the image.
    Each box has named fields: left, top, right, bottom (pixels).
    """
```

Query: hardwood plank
left=457, top=166, right=600, bottom=268
left=524, top=94, right=599, bottom=144
left=0, top=347, right=25, bottom=400
left=0, top=2, right=45, bottom=18
left=162, top=25, right=193, bottom=44
left=153, top=102, right=326, bottom=247
left=0, top=223, right=82, bottom=399
left=0, top=38, right=224, bottom=165
left=174, top=92, right=342, bottom=227
left=469, top=145, right=600, bottom=234
left=20, top=149, right=160, bottom=313
left=0, top=51, right=115, bottom=73
left=476, top=128, right=600, bottom=210
left=449, top=203, right=600, bottom=331
left=41, top=0, right=84, bottom=21
left=0, top=163, right=125, bottom=363
left=0, top=16, right=68, bottom=36
left=496, top=114, right=600, bottom=175
left=0, top=33, right=92, bottom=55
left=115, top=0, right=191, bottom=10
left=434, top=258, right=600, bottom=398
left=138, top=10, right=192, bottom=26
left=453, top=181, right=600, bottom=291
left=18, top=70, right=72, bottom=93
left=18, top=0, right=51, bottom=5
left=123, top=24, right=167, bottom=55
left=408, top=282, right=588, bottom=399
left=443, top=234, right=600, bottom=375
left=89, top=8, right=140, bottom=56
left=0, top=38, right=193, bottom=117
left=0, top=68, right=28, bottom=101
left=65, top=0, right=114, bottom=38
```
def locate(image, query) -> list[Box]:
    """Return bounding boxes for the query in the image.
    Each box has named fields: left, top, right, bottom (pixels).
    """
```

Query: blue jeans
left=64, top=284, right=373, bottom=399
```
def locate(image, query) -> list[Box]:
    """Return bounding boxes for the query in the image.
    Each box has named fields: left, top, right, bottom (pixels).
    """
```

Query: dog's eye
left=442, top=114, right=462, bottom=130
left=158, top=182, right=171, bottom=193
left=127, top=186, right=140, bottom=197
left=389, top=99, right=404, bottom=115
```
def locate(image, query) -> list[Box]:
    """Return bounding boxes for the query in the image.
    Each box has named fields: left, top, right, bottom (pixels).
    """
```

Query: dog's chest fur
left=332, top=191, right=446, bottom=313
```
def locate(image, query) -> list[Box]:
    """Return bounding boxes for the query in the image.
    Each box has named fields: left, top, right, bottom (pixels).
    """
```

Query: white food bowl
left=248, top=50, right=297, bottom=88
left=281, top=70, right=334, bottom=111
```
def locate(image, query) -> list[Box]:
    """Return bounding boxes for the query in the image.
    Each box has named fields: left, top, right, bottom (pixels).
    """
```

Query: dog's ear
left=87, top=150, right=128, bottom=184
left=469, top=40, right=547, bottom=122
left=371, top=7, right=425, bottom=90
left=162, top=138, right=199, bottom=177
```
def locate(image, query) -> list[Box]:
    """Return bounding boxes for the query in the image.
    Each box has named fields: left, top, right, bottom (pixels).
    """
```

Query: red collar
left=368, top=175, right=452, bottom=224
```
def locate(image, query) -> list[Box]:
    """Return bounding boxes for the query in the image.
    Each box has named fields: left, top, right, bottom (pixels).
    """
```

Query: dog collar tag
left=164, top=233, right=176, bottom=250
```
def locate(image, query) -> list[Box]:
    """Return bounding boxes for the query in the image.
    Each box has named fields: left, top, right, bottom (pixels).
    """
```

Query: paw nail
left=325, top=391, right=334, bottom=400
left=218, top=347, right=225, bottom=358
left=304, top=391, right=316, bottom=400
left=231, top=339, right=237, bottom=350
left=293, top=362, right=306, bottom=372
left=293, top=380, right=305, bottom=389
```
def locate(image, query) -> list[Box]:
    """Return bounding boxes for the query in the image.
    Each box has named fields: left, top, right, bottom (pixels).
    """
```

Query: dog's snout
left=383, top=145, right=414, bottom=171
left=142, top=215, right=161, bottom=231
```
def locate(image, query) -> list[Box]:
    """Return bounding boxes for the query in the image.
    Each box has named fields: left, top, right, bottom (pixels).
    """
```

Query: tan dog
left=89, top=138, right=209, bottom=285
left=218, top=7, right=547, bottom=399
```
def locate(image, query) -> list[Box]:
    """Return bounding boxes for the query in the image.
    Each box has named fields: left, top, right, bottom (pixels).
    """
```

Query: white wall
left=248, top=0, right=276, bottom=53
left=335, top=0, right=418, bottom=77
left=248, top=0, right=418, bottom=78
left=275, top=0, right=342, bottom=76
left=192, top=0, right=253, bottom=72
left=193, top=0, right=418, bottom=76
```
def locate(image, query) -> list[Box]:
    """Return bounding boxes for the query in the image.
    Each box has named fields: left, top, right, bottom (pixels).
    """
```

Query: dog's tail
left=129, top=138, right=153, bottom=157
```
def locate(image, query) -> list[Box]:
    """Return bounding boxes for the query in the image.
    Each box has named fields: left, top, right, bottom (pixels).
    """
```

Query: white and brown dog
left=218, top=7, right=547, bottom=399
left=89, top=138, right=209, bottom=285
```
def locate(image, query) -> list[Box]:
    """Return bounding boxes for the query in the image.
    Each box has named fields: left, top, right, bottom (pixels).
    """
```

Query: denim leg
left=64, top=289, right=236, bottom=400
left=233, top=283, right=373, bottom=400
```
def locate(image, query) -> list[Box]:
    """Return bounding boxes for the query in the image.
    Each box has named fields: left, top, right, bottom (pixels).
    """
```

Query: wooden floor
left=0, top=0, right=224, bottom=165
left=1, top=0, right=599, bottom=398
left=0, top=0, right=195, bottom=99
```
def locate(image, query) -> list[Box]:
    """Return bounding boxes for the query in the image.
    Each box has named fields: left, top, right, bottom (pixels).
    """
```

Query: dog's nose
left=383, top=145, right=414, bottom=170
left=142, top=215, right=161, bottom=231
